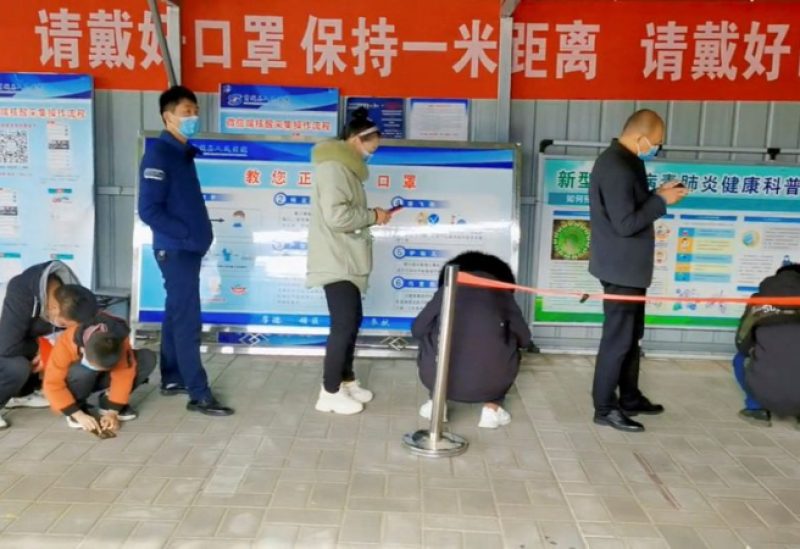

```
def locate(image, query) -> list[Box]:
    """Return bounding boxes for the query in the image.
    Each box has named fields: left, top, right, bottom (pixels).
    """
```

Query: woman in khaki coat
left=307, top=108, right=392, bottom=415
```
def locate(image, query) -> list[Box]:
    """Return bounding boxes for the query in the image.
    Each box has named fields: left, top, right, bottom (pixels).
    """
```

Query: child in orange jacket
left=43, top=314, right=155, bottom=432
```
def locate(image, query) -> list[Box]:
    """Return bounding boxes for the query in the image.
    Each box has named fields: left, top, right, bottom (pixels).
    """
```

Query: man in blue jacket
left=138, top=85, right=233, bottom=416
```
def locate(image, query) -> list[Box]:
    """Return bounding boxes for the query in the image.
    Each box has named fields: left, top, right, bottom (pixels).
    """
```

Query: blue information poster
left=219, top=84, right=339, bottom=138
left=346, top=97, right=405, bottom=139
left=0, top=73, right=95, bottom=300
left=133, top=136, right=519, bottom=336
left=535, top=155, right=800, bottom=328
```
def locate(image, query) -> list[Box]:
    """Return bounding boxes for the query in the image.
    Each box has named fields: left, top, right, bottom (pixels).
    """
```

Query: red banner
left=180, top=0, right=499, bottom=98
left=0, top=0, right=500, bottom=98
left=513, top=0, right=800, bottom=100
left=1, top=1, right=169, bottom=91
left=3, top=1, right=800, bottom=101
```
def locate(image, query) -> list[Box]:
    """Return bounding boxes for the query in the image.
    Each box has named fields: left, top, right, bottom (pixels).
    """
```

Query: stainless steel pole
left=403, top=265, right=468, bottom=458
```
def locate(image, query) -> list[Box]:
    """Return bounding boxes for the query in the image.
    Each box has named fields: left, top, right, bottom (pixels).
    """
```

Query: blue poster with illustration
left=0, top=73, right=95, bottom=300
left=535, top=155, right=800, bottom=328
left=134, top=136, right=519, bottom=335
left=219, top=84, right=339, bottom=138
left=346, top=97, right=405, bottom=139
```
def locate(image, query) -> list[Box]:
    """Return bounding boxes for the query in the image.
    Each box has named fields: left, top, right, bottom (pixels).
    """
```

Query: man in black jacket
left=0, top=261, right=97, bottom=428
left=589, top=110, right=688, bottom=432
left=734, top=263, right=800, bottom=425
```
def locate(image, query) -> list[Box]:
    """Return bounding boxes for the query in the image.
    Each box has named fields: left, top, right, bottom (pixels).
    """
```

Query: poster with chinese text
left=0, top=73, right=95, bottom=303
left=346, top=97, right=405, bottom=139
left=220, top=84, right=339, bottom=138
left=535, top=155, right=800, bottom=329
left=133, top=136, right=518, bottom=336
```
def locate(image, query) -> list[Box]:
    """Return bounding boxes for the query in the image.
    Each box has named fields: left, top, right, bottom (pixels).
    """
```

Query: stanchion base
left=402, top=430, right=468, bottom=458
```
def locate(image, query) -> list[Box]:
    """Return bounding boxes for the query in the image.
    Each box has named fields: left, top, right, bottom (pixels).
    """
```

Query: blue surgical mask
left=178, top=116, right=200, bottom=138
left=363, top=152, right=374, bottom=163
left=637, top=137, right=659, bottom=161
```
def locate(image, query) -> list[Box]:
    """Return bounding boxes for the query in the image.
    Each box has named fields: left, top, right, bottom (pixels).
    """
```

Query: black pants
left=67, top=349, right=157, bottom=407
left=0, top=355, right=39, bottom=408
left=323, top=282, right=362, bottom=393
left=593, top=282, right=646, bottom=414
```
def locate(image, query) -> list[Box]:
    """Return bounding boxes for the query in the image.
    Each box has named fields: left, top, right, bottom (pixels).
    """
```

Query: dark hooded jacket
left=735, top=264, right=800, bottom=416
left=411, top=254, right=531, bottom=403
left=0, top=261, right=80, bottom=359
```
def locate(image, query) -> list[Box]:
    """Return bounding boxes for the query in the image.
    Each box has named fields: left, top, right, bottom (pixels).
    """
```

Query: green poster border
left=533, top=297, right=738, bottom=328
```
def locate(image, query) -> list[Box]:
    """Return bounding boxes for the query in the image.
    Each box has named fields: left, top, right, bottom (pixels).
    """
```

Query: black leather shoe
left=739, top=408, right=771, bottom=426
left=161, top=383, right=189, bottom=396
left=594, top=410, right=645, bottom=432
left=187, top=397, right=234, bottom=417
left=621, top=397, right=664, bottom=416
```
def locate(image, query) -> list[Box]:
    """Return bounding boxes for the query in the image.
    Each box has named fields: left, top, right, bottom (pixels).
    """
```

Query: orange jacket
left=43, top=325, right=137, bottom=416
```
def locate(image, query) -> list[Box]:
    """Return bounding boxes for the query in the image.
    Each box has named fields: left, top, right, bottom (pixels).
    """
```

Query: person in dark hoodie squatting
left=43, top=314, right=156, bottom=432
left=412, top=252, right=531, bottom=429
left=733, top=263, right=800, bottom=426
left=0, top=261, right=97, bottom=429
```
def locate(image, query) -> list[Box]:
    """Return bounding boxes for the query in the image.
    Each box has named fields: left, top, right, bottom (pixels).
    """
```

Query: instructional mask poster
left=535, top=155, right=800, bottom=329
left=219, top=84, right=339, bottom=138
left=0, top=73, right=94, bottom=301
left=133, top=135, right=519, bottom=335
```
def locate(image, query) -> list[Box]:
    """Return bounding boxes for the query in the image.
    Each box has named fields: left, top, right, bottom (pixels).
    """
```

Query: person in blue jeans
left=732, top=351, right=768, bottom=424
left=734, top=263, right=800, bottom=427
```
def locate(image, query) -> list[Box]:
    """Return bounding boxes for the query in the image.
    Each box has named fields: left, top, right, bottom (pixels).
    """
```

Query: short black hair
left=159, top=85, right=198, bottom=115
left=341, top=107, right=380, bottom=140
left=438, top=252, right=516, bottom=288
left=55, top=285, right=98, bottom=324
left=84, top=331, right=123, bottom=370
left=777, top=263, right=800, bottom=276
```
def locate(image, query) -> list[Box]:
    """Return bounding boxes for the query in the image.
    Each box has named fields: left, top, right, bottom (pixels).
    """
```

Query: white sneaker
left=65, top=416, right=83, bottom=430
left=315, top=386, right=364, bottom=415
left=478, top=406, right=512, bottom=429
left=0, top=414, right=8, bottom=430
left=342, top=380, right=373, bottom=404
left=419, top=400, right=448, bottom=423
left=6, top=390, right=49, bottom=409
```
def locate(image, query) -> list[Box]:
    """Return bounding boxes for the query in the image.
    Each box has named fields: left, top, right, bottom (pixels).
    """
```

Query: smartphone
left=388, top=205, right=404, bottom=213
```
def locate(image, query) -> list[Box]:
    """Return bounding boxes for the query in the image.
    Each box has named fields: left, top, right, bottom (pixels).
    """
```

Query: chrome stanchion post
left=403, top=265, right=468, bottom=458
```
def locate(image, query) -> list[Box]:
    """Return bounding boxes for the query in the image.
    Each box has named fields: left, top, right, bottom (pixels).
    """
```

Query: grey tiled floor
left=2, top=353, right=800, bottom=548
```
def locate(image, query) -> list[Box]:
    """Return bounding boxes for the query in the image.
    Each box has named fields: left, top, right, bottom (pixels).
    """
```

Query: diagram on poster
left=0, top=73, right=95, bottom=302
left=134, top=138, right=518, bottom=335
left=535, top=156, right=800, bottom=329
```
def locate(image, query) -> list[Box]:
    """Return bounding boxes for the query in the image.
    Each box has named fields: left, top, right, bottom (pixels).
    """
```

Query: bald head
left=623, top=109, right=664, bottom=137
left=619, top=109, right=665, bottom=158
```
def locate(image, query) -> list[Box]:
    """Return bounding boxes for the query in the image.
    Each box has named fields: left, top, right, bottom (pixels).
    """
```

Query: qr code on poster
left=0, top=129, right=29, bottom=166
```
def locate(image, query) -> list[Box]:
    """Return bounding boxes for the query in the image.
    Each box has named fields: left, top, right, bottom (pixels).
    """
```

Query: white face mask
left=80, top=354, right=104, bottom=372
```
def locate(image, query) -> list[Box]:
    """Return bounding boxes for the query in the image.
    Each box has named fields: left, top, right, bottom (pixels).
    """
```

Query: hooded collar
left=311, top=140, right=368, bottom=182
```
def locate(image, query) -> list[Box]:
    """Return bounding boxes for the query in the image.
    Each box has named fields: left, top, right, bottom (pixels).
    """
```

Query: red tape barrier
left=457, top=272, right=800, bottom=307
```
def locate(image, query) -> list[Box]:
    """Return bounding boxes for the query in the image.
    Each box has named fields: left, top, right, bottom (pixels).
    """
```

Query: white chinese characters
left=243, top=16, right=287, bottom=74
left=36, top=9, right=170, bottom=72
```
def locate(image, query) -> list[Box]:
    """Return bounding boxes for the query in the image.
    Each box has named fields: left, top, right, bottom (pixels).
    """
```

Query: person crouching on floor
left=734, top=263, right=800, bottom=427
left=411, top=252, right=531, bottom=428
left=43, top=313, right=156, bottom=433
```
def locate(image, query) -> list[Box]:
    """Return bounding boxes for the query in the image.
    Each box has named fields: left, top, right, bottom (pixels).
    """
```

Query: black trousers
left=593, top=282, right=646, bottom=414
left=0, top=355, right=39, bottom=408
left=323, top=282, right=362, bottom=393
